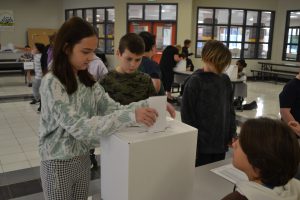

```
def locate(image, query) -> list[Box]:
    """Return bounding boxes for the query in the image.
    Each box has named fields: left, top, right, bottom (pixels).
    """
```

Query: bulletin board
left=27, top=28, right=57, bottom=48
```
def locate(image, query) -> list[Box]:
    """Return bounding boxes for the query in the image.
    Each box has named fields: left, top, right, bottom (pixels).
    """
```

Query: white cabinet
left=101, top=119, right=197, bottom=200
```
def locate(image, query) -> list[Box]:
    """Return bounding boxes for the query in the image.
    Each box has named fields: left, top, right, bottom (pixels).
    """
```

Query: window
left=127, top=3, right=177, bottom=51
left=65, top=7, right=115, bottom=54
left=196, top=7, right=275, bottom=59
left=283, top=11, right=300, bottom=61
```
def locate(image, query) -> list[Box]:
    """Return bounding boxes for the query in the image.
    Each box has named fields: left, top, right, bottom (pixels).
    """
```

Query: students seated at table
left=181, top=40, right=237, bottom=167
left=222, top=117, right=300, bottom=200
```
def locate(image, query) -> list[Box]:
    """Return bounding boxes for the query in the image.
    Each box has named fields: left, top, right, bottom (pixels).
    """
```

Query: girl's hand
left=135, top=108, right=158, bottom=127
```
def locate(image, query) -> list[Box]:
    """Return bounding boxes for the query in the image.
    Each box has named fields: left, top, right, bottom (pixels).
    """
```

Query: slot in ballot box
left=100, top=118, right=197, bottom=200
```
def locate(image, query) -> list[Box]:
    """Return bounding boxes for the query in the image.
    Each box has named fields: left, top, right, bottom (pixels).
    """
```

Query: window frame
left=195, top=7, right=275, bottom=60
left=65, top=7, right=115, bottom=54
left=282, top=10, right=300, bottom=62
left=127, top=3, right=178, bottom=51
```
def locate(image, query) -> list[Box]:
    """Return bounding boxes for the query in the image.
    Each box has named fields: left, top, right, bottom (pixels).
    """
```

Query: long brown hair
left=52, top=17, right=96, bottom=94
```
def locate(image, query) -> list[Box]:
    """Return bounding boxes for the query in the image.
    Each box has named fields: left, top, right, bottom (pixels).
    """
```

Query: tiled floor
left=0, top=73, right=32, bottom=98
left=0, top=73, right=286, bottom=173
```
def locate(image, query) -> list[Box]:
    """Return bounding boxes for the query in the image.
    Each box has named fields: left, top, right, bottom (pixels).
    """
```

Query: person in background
left=39, top=17, right=175, bottom=199
left=182, top=39, right=194, bottom=71
left=279, top=69, right=300, bottom=137
left=222, top=117, right=300, bottom=200
left=18, top=45, right=33, bottom=87
left=138, top=31, right=165, bottom=96
left=159, top=44, right=182, bottom=102
left=233, top=59, right=247, bottom=107
left=100, top=33, right=157, bottom=105
left=30, top=43, right=45, bottom=112
left=46, top=32, right=56, bottom=70
left=232, top=59, right=257, bottom=111
left=88, top=54, right=108, bottom=81
left=181, top=40, right=236, bottom=167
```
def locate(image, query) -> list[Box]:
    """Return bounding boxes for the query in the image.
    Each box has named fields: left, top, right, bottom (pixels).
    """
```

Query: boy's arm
left=180, top=77, right=198, bottom=127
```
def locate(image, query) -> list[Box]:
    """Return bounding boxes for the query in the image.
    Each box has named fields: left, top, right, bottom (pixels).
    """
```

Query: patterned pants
left=40, top=154, right=90, bottom=200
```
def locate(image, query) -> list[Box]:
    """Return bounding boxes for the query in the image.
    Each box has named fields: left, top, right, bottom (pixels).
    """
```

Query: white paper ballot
left=148, top=96, right=167, bottom=133
left=210, top=164, right=248, bottom=184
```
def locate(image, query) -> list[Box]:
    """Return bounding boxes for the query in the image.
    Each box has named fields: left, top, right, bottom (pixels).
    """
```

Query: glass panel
left=231, top=10, right=244, bottom=25
left=107, top=9, right=115, bottom=22
left=196, top=41, right=206, bottom=57
left=97, top=24, right=105, bottom=38
left=198, top=8, right=213, bottom=24
left=106, top=39, right=114, bottom=53
left=75, top=10, right=83, bottom=18
left=258, top=43, right=269, bottom=58
left=215, top=9, right=229, bottom=24
left=98, top=39, right=105, bottom=52
left=155, top=24, right=172, bottom=50
left=215, top=26, right=228, bottom=41
left=229, top=43, right=242, bottom=58
left=285, top=45, right=298, bottom=60
left=243, top=43, right=256, bottom=58
left=288, top=28, right=299, bottom=43
left=106, top=24, right=114, bottom=38
left=245, top=27, right=257, bottom=42
left=85, top=9, right=93, bottom=23
left=246, top=11, right=258, bottom=26
left=145, top=5, right=159, bottom=20
left=130, top=22, right=149, bottom=34
left=96, top=9, right=105, bottom=23
left=161, top=5, right=177, bottom=20
left=261, top=11, right=271, bottom=26
left=197, top=25, right=213, bottom=40
left=128, top=5, right=143, bottom=20
left=289, top=12, right=300, bottom=27
left=66, top=10, right=73, bottom=20
left=229, top=26, right=243, bottom=42
left=259, top=27, right=270, bottom=42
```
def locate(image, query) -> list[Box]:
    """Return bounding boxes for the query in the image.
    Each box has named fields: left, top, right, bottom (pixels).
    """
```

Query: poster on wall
left=0, top=10, right=15, bottom=31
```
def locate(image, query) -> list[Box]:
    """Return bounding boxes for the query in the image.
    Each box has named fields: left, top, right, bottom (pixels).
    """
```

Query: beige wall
left=1, top=0, right=299, bottom=71
left=192, top=0, right=300, bottom=75
left=0, top=0, right=63, bottom=48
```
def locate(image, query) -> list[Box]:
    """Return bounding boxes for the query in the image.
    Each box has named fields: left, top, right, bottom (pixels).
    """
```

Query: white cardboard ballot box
left=101, top=119, right=197, bottom=200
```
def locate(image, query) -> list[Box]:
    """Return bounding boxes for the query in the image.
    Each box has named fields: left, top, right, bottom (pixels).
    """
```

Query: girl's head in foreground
left=233, top=117, right=300, bottom=188
left=201, top=40, right=232, bottom=74
left=52, top=17, right=98, bottom=94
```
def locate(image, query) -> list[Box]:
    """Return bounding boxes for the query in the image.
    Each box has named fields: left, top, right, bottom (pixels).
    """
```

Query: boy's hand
left=135, top=108, right=158, bottom=127
left=167, top=103, right=176, bottom=118
left=288, top=121, right=300, bottom=136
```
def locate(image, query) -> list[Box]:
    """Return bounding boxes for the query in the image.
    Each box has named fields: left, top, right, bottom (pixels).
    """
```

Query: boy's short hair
left=184, top=39, right=191, bottom=46
left=239, top=117, right=300, bottom=188
left=118, top=33, right=145, bottom=55
left=201, top=40, right=231, bottom=74
left=139, top=31, right=156, bottom=52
